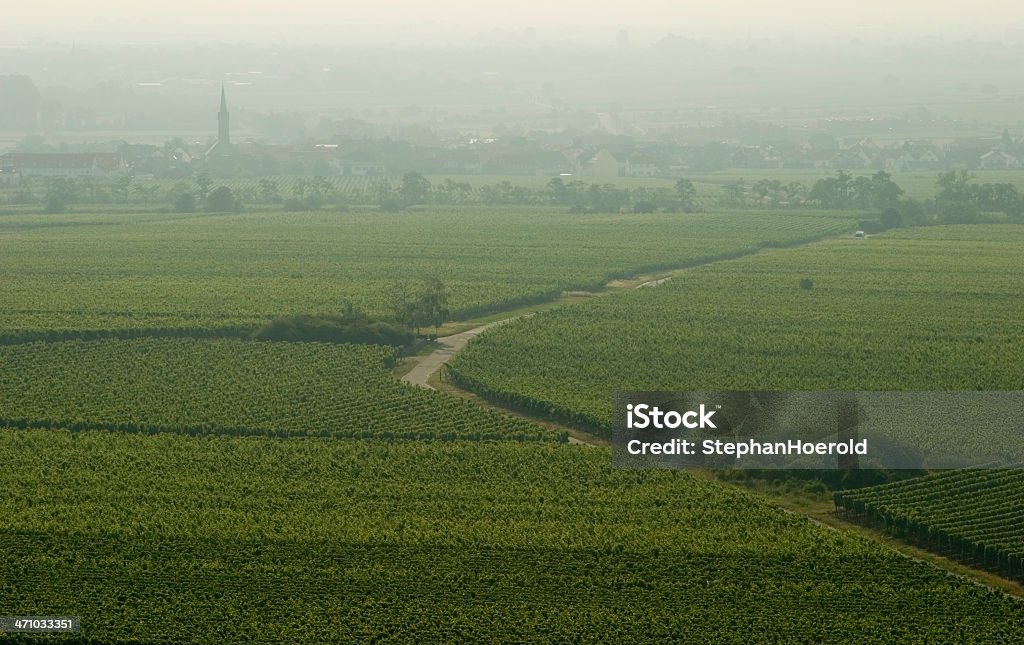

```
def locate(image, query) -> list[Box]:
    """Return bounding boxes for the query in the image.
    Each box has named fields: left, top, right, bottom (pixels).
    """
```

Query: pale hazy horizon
left=4, top=1, right=1024, bottom=45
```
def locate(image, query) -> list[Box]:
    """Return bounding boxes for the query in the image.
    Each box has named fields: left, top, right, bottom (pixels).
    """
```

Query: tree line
left=11, top=169, right=1024, bottom=224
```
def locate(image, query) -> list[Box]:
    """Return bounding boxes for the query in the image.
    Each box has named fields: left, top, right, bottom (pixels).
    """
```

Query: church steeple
left=218, top=85, right=230, bottom=146
left=208, top=85, right=232, bottom=157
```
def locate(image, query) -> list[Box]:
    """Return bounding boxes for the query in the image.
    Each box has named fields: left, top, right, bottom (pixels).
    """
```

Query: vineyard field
left=3, top=429, right=1023, bottom=643
left=0, top=207, right=854, bottom=335
left=448, top=225, right=1024, bottom=448
left=0, top=338, right=562, bottom=442
left=837, top=470, right=1024, bottom=581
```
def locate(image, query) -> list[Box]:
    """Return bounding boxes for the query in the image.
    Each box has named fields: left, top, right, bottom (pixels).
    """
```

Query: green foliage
left=43, top=177, right=77, bottom=213
left=936, top=170, right=1024, bottom=220
left=675, top=177, right=697, bottom=209
left=0, top=208, right=853, bottom=334
left=391, top=279, right=449, bottom=332
left=194, top=172, right=213, bottom=201
left=449, top=226, right=1024, bottom=438
left=837, top=470, right=1024, bottom=580
left=880, top=207, right=902, bottom=229
left=253, top=306, right=414, bottom=346
left=400, top=171, right=431, bottom=205
left=205, top=185, right=238, bottom=212
left=3, top=430, right=1024, bottom=642
left=256, top=178, right=282, bottom=203
left=808, top=170, right=903, bottom=210
left=0, top=338, right=563, bottom=442
left=168, top=181, right=197, bottom=212
left=173, top=191, right=197, bottom=213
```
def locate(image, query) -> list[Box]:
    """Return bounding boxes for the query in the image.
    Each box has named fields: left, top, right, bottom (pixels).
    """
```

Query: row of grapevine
left=0, top=207, right=853, bottom=334
left=448, top=226, right=1024, bottom=460
left=0, top=338, right=565, bottom=443
left=3, top=429, right=1023, bottom=643
left=836, top=470, right=1024, bottom=581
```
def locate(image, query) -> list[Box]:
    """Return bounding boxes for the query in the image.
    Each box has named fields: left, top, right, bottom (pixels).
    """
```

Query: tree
left=168, top=182, right=197, bottom=212
left=111, top=175, right=133, bottom=203
left=809, top=170, right=853, bottom=208
left=205, top=186, right=237, bottom=212
left=194, top=173, right=213, bottom=201
left=722, top=179, right=747, bottom=206
left=675, top=178, right=697, bottom=211
left=851, top=176, right=873, bottom=209
left=869, top=171, right=904, bottom=209
left=391, top=279, right=449, bottom=334
left=257, top=179, right=281, bottom=204
left=785, top=182, right=806, bottom=204
left=400, top=172, right=431, bottom=206
left=547, top=177, right=567, bottom=205
left=436, top=179, right=473, bottom=205
left=412, top=279, right=449, bottom=331
left=44, top=177, right=76, bottom=214
left=880, top=207, right=902, bottom=230
left=936, top=170, right=972, bottom=203
left=898, top=198, right=929, bottom=227
left=173, top=192, right=197, bottom=213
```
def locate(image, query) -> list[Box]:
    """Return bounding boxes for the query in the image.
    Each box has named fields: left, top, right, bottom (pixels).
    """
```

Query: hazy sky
left=5, top=1, right=1024, bottom=42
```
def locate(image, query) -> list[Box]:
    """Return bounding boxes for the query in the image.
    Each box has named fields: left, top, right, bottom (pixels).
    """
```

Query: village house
left=623, top=155, right=665, bottom=177
left=978, top=150, right=1021, bottom=170
left=581, top=149, right=621, bottom=177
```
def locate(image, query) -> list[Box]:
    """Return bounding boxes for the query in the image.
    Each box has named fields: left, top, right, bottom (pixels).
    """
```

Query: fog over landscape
left=3, top=2, right=1024, bottom=150
left=5, top=2, right=1024, bottom=643
left=5, top=0, right=1024, bottom=36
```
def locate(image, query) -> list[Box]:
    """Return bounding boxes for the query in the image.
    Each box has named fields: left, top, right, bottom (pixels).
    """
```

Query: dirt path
left=400, top=323, right=500, bottom=391
left=394, top=230, right=1024, bottom=596
left=399, top=317, right=595, bottom=446
left=398, top=232, right=850, bottom=444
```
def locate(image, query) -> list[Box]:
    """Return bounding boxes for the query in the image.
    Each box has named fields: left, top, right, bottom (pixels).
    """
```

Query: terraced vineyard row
left=0, top=208, right=854, bottom=334
left=836, top=470, right=1024, bottom=581
left=448, top=225, right=1024, bottom=452
left=0, top=338, right=562, bottom=443
left=3, top=429, right=1023, bottom=643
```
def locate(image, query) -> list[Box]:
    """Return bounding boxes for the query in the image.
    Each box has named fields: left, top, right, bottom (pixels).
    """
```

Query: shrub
left=205, top=186, right=239, bottom=212
left=253, top=309, right=414, bottom=346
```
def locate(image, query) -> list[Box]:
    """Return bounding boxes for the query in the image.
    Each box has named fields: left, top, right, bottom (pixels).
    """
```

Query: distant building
left=979, top=150, right=1020, bottom=170
left=0, top=153, right=125, bottom=178
left=582, top=149, right=621, bottom=177
left=0, top=165, right=21, bottom=187
left=831, top=146, right=873, bottom=169
left=206, top=86, right=232, bottom=158
left=624, top=156, right=664, bottom=177
left=883, top=141, right=944, bottom=172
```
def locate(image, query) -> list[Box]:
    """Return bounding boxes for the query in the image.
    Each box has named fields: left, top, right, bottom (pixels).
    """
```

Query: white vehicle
left=854, top=230, right=866, bottom=240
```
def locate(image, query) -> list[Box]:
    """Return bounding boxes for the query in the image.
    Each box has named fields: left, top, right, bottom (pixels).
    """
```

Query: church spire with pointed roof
left=207, top=85, right=232, bottom=157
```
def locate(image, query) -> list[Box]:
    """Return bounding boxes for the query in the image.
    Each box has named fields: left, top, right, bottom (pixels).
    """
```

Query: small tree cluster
left=391, top=279, right=450, bottom=334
